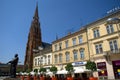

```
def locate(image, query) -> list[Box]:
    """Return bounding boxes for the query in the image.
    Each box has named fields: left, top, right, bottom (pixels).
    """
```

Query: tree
left=85, top=60, right=97, bottom=77
left=65, top=63, right=74, bottom=74
left=34, top=69, right=38, bottom=73
left=50, top=66, right=57, bottom=74
left=26, top=69, right=31, bottom=73
left=39, top=67, right=46, bottom=74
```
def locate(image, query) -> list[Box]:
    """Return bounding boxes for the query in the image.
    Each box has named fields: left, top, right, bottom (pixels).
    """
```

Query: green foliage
left=39, top=67, right=46, bottom=72
left=26, top=69, right=31, bottom=73
left=85, top=61, right=97, bottom=71
left=65, top=63, right=73, bottom=72
left=16, top=68, right=23, bottom=73
left=34, top=69, right=38, bottom=73
left=50, top=66, right=57, bottom=73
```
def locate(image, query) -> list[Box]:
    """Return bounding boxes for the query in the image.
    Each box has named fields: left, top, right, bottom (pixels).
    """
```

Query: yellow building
left=87, top=10, right=120, bottom=79
left=52, top=27, right=90, bottom=78
left=52, top=10, right=120, bottom=79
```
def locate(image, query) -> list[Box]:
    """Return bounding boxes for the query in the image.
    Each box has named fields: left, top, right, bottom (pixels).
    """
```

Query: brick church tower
left=24, top=4, right=42, bottom=70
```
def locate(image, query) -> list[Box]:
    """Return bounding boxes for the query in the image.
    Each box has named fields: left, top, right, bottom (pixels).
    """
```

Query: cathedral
left=24, top=4, right=51, bottom=71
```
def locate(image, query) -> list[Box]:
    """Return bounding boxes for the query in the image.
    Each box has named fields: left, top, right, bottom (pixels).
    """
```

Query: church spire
left=33, top=2, right=39, bottom=20
left=24, top=2, right=42, bottom=71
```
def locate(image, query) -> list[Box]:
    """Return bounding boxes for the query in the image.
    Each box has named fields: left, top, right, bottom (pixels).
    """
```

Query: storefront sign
left=112, top=60, right=120, bottom=79
left=72, top=62, right=86, bottom=66
left=97, top=62, right=108, bottom=76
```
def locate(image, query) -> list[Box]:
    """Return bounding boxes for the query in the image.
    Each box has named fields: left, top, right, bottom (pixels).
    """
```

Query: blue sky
left=0, top=0, right=119, bottom=64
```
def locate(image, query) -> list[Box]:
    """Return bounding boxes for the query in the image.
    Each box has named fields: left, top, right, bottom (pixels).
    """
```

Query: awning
left=56, top=70, right=68, bottom=74
left=46, top=71, right=53, bottom=75
left=74, top=68, right=84, bottom=73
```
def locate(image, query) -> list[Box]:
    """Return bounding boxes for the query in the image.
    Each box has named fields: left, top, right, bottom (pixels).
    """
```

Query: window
left=48, top=55, right=51, bottom=64
left=55, top=44, right=57, bottom=51
left=35, top=59, right=37, bottom=66
left=54, top=55, right=58, bottom=64
left=41, top=57, right=43, bottom=65
left=59, top=43, right=62, bottom=50
left=65, top=52, right=70, bottom=62
left=80, top=49, right=84, bottom=59
left=95, top=44, right=103, bottom=54
left=106, top=24, right=114, bottom=34
left=72, top=38, right=76, bottom=46
left=59, top=53, right=62, bottom=63
left=73, top=50, right=78, bottom=61
left=78, top=36, right=83, bottom=44
left=38, top=58, right=40, bottom=66
left=109, top=40, right=118, bottom=52
left=44, top=56, right=47, bottom=65
left=93, top=29, right=100, bottom=38
left=65, top=40, right=69, bottom=48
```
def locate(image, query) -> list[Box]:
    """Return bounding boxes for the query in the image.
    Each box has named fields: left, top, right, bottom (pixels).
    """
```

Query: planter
left=89, top=77, right=98, bottom=80
left=26, top=75, right=31, bottom=80
left=33, top=75, right=37, bottom=80
left=21, top=75, right=24, bottom=80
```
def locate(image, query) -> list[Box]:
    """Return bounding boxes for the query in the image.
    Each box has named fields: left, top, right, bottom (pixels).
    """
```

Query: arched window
left=41, top=57, right=43, bottom=65
left=54, top=54, right=58, bottom=64
left=65, top=52, right=70, bottom=62
left=44, top=56, right=47, bottom=65
left=59, top=53, right=63, bottom=63
left=79, top=48, right=85, bottom=59
left=38, top=58, right=40, bottom=66
left=35, top=58, right=37, bottom=66
left=48, top=55, right=51, bottom=64
left=73, top=50, right=78, bottom=61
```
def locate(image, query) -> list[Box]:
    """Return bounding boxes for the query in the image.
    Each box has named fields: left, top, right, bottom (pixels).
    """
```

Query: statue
left=7, top=54, right=19, bottom=78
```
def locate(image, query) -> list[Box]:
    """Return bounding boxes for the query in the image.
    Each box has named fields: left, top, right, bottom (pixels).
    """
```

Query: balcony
left=104, top=49, right=120, bottom=61
left=106, top=49, right=120, bottom=55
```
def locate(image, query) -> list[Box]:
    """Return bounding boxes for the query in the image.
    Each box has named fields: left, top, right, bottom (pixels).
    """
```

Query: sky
left=0, top=0, right=120, bottom=64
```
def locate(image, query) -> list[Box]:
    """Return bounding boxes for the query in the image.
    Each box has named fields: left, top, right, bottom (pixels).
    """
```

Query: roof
left=33, top=42, right=52, bottom=57
left=52, top=10, right=120, bottom=44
